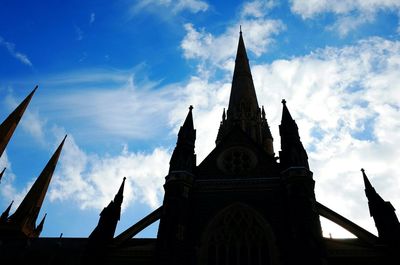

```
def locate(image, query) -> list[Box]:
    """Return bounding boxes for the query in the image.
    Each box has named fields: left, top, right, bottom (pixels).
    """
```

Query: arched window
left=199, top=203, right=279, bottom=265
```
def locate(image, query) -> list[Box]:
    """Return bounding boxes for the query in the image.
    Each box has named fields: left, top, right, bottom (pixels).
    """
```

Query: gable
left=196, top=126, right=279, bottom=179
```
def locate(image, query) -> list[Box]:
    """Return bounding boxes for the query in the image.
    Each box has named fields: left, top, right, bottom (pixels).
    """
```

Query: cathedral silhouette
left=0, top=31, right=399, bottom=265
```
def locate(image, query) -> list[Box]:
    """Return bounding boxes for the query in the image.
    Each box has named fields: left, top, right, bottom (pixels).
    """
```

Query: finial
left=189, top=105, right=193, bottom=111
left=361, top=168, right=365, bottom=173
left=123, top=176, right=126, bottom=181
left=59, top=232, right=63, bottom=239
left=222, top=108, right=226, bottom=121
left=281, top=99, right=286, bottom=105
left=240, top=25, right=242, bottom=34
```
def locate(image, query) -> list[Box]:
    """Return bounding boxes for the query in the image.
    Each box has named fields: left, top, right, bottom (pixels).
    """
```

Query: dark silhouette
left=0, top=135, right=66, bottom=238
left=0, top=85, right=37, bottom=158
left=0, top=32, right=399, bottom=265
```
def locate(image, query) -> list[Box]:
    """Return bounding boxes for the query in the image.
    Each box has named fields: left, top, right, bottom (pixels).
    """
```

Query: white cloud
left=49, top=131, right=170, bottom=210
left=290, top=0, right=400, bottom=35
left=89, top=12, right=95, bottom=25
left=75, top=26, right=83, bottom=41
left=0, top=36, right=32, bottom=66
left=132, top=0, right=208, bottom=15
left=181, top=19, right=285, bottom=73
left=0, top=153, right=43, bottom=211
left=35, top=68, right=179, bottom=140
left=290, top=0, right=400, bottom=18
left=241, top=0, right=277, bottom=18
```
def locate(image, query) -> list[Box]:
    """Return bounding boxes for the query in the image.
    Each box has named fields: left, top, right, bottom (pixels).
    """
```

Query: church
left=0, top=31, right=399, bottom=265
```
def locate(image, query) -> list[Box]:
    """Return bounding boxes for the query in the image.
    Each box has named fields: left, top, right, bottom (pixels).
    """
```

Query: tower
left=156, top=106, right=196, bottom=265
left=279, top=100, right=323, bottom=265
left=155, top=30, right=325, bottom=265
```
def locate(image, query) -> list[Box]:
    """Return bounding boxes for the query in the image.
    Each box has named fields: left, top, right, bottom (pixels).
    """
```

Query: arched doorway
left=198, top=203, right=279, bottom=265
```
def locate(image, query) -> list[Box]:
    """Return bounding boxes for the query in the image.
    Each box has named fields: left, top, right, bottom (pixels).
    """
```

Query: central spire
left=227, top=30, right=259, bottom=119
left=216, top=30, right=274, bottom=155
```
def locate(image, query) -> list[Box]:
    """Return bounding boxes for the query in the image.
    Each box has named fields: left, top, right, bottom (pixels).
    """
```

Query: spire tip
left=281, top=99, right=286, bottom=105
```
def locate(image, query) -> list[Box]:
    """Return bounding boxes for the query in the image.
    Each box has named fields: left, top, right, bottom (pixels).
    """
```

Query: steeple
left=361, top=169, right=400, bottom=243
left=279, top=99, right=309, bottom=170
left=216, top=30, right=274, bottom=155
left=0, top=86, right=37, bottom=158
left=169, top=106, right=196, bottom=174
left=227, top=30, right=258, bottom=117
left=0, top=167, right=5, bottom=183
left=0, top=200, right=13, bottom=223
left=8, top=135, right=66, bottom=237
left=89, top=177, right=126, bottom=243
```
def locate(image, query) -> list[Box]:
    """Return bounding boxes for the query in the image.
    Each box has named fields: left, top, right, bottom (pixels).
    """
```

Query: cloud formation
left=0, top=36, right=32, bottom=66
left=49, top=132, right=170, bottom=210
left=290, top=0, right=400, bottom=35
left=181, top=19, right=285, bottom=74
left=132, top=0, right=208, bottom=14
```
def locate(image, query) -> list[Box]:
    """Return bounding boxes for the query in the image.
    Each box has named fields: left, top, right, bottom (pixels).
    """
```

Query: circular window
left=217, top=147, right=258, bottom=175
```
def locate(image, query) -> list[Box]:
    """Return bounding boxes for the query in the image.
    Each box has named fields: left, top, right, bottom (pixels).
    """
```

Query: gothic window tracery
left=200, top=203, right=277, bottom=265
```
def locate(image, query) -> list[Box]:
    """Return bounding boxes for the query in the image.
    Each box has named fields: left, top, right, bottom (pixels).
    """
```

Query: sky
left=0, top=0, right=400, bottom=239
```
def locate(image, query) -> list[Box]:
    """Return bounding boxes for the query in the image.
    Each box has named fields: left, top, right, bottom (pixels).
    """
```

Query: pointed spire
left=0, top=200, right=13, bottom=223
left=279, top=100, right=309, bottom=170
left=222, top=108, right=226, bottom=122
left=227, top=30, right=258, bottom=119
left=178, top=105, right=194, bottom=142
left=0, top=86, right=37, bottom=158
left=8, top=135, right=66, bottom=236
left=34, top=213, right=47, bottom=236
left=169, top=106, right=196, bottom=173
left=216, top=31, right=274, bottom=154
left=361, top=169, right=400, bottom=243
left=114, top=177, right=126, bottom=208
left=281, top=99, right=296, bottom=129
left=88, top=177, right=126, bottom=243
left=0, top=167, right=5, bottom=183
left=361, top=168, right=374, bottom=192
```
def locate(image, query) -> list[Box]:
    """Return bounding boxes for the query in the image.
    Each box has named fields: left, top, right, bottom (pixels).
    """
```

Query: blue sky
left=1, top=0, right=400, bottom=238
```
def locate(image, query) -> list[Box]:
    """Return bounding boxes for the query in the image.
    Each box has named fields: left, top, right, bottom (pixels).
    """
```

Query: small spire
left=178, top=106, right=195, bottom=143
left=0, top=200, right=13, bottom=223
left=361, top=168, right=374, bottom=192
left=281, top=99, right=295, bottom=125
left=0, top=167, right=5, bottom=183
left=240, top=25, right=242, bottom=34
left=0, top=86, right=37, bottom=158
left=222, top=108, right=226, bottom=121
left=35, top=213, right=47, bottom=236
left=114, top=177, right=126, bottom=206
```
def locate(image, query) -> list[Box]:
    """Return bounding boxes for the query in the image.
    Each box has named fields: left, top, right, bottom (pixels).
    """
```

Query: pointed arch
left=198, top=203, right=280, bottom=265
